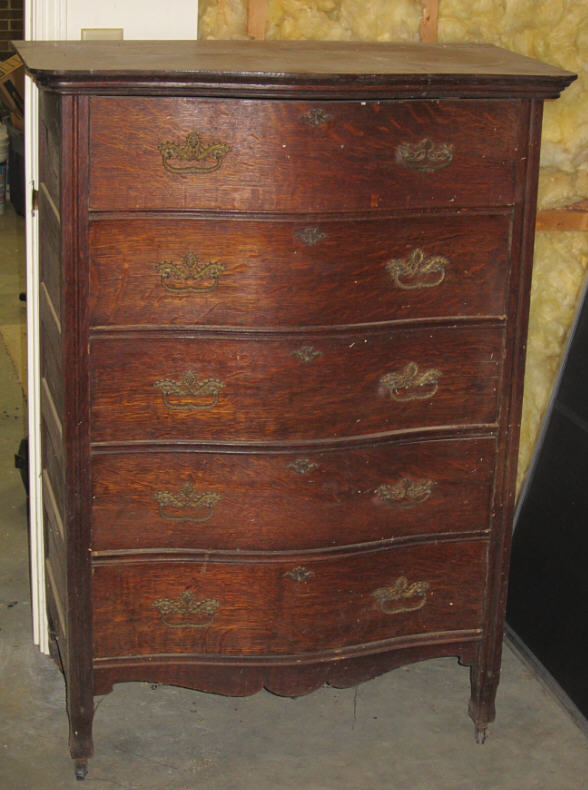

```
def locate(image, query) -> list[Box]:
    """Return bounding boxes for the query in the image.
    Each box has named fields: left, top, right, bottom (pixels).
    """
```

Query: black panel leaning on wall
left=507, top=283, right=588, bottom=723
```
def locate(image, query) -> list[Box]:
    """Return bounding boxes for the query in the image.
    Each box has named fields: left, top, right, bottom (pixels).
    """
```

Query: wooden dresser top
left=14, top=40, right=575, bottom=99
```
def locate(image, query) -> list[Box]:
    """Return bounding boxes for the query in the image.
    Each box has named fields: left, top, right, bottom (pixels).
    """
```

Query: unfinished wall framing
left=199, top=0, right=588, bottom=489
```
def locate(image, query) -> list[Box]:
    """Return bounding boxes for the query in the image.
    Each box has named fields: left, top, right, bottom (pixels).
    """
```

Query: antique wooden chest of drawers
left=16, top=40, right=574, bottom=778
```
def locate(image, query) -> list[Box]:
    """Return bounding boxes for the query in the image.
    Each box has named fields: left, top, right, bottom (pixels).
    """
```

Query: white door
left=25, top=0, right=199, bottom=652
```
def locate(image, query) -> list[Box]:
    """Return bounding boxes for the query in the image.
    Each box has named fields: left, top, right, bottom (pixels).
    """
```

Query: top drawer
left=88, top=97, right=521, bottom=213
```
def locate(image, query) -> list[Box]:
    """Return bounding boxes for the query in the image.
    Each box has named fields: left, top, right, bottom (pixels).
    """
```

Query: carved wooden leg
left=468, top=659, right=500, bottom=744
left=68, top=689, right=94, bottom=779
left=69, top=720, right=93, bottom=779
left=74, top=759, right=88, bottom=781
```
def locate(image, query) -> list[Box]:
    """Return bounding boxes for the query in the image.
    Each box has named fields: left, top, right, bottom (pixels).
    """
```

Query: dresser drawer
left=91, top=437, right=496, bottom=552
left=88, top=97, right=521, bottom=213
left=89, top=325, right=503, bottom=443
left=88, top=213, right=511, bottom=328
left=92, top=540, right=487, bottom=659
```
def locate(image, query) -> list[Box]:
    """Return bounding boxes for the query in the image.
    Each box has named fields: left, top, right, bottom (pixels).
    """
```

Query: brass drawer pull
left=376, top=477, right=436, bottom=507
left=153, top=590, right=220, bottom=628
left=287, top=458, right=319, bottom=476
left=380, top=362, right=441, bottom=402
left=158, top=130, right=231, bottom=175
left=285, top=566, right=315, bottom=582
left=291, top=345, right=322, bottom=363
left=372, top=577, right=430, bottom=615
left=386, top=248, right=448, bottom=290
left=155, top=252, right=226, bottom=294
left=294, top=226, right=328, bottom=246
left=154, top=369, right=224, bottom=411
left=397, top=138, right=454, bottom=172
left=300, top=108, right=334, bottom=127
left=154, top=483, right=221, bottom=522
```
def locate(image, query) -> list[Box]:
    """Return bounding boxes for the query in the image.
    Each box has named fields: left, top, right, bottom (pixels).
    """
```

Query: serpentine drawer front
left=90, top=437, right=496, bottom=552
left=89, top=325, right=503, bottom=442
left=88, top=97, right=521, bottom=212
left=88, top=214, right=512, bottom=327
left=16, top=39, right=574, bottom=778
left=91, top=541, right=488, bottom=659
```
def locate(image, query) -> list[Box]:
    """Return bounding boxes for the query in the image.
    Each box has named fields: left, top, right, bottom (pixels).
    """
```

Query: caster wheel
left=74, top=759, right=88, bottom=780
left=475, top=726, right=488, bottom=745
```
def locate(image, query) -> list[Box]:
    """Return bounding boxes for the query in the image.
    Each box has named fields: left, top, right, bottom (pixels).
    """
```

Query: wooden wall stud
left=420, top=0, right=439, bottom=43
left=248, top=0, right=267, bottom=40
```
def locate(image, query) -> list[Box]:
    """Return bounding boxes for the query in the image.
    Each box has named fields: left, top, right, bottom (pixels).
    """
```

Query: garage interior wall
left=64, top=0, right=198, bottom=40
left=199, top=0, right=588, bottom=494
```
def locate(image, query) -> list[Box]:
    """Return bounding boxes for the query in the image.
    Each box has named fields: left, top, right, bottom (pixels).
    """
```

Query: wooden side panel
left=45, top=555, right=68, bottom=645
left=38, top=89, right=95, bottom=762
left=38, top=88, right=68, bottom=665
left=468, top=99, right=545, bottom=731
left=39, top=283, right=63, bottom=419
left=38, top=188, right=62, bottom=320
left=41, top=413, right=65, bottom=519
left=38, top=90, right=61, bottom=209
left=58, top=93, right=95, bottom=763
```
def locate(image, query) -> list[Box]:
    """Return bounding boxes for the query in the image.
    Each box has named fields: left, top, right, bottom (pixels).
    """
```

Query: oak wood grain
left=88, top=213, right=512, bottom=328
left=90, top=436, right=496, bottom=552
left=89, top=324, right=503, bottom=443
left=88, top=97, right=521, bottom=213
left=91, top=540, right=487, bottom=659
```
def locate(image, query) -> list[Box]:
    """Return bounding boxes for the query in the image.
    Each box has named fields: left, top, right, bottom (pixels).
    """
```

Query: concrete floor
left=0, top=204, right=587, bottom=788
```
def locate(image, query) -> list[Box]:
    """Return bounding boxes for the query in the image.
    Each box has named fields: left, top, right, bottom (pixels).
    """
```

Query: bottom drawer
left=92, top=541, right=487, bottom=659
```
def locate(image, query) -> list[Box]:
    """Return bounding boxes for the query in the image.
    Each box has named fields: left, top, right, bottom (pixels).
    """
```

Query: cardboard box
left=0, top=54, right=24, bottom=121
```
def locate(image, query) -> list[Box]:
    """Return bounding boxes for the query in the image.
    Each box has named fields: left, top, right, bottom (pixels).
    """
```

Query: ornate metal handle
left=386, top=248, right=449, bottom=290
left=284, top=566, right=315, bottom=582
left=380, top=362, right=441, bottom=402
left=397, top=138, right=454, bottom=172
left=376, top=477, right=436, bottom=507
left=152, top=590, right=220, bottom=628
left=300, top=108, right=334, bottom=127
left=155, top=252, right=226, bottom=294
left=372, top=577, right=430, bottom=615
left=154, top=369, right=224, bottom=411
left=154, top=483, right=221, bottom=522
left=158, top=130, right=231, bottom=175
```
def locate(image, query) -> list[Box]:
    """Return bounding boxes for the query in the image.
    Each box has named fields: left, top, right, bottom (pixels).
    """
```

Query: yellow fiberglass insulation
left=199, top=0, right=423, bottom=41
left=518, top=232, right=588, bottom=490
left=199, top=0, right=249, bottom=39
left=438, top=0, right=588, bottom=207
left=439, top=0, right=588, bottom=489
left=265, top=0, right=422, bottom=41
